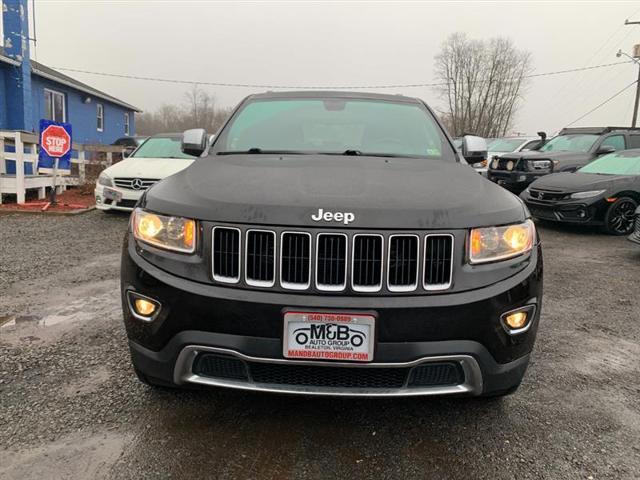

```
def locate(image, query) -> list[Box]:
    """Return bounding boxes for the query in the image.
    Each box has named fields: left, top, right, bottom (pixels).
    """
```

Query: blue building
left=0, top=0, right=140, bottom=144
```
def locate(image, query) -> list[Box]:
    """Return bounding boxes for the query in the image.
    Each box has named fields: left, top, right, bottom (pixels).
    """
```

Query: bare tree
left=434, top=33, right=532, bottom=138
left=136, top=86, right=233, bottom=136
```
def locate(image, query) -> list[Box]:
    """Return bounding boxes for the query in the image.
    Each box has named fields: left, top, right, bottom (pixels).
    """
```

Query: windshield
left=216, top=98, right=454, bottom=160
left=488, top=138, right=527, bottom=152
left=131, top=137, right=196, bottom=159
left=578, top=151, right=640, bottom=175
left=539, top=134, right=598, bottom=153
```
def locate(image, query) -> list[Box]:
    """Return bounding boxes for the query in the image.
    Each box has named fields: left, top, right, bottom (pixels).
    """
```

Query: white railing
left=0, top=130, right=125, bottom=204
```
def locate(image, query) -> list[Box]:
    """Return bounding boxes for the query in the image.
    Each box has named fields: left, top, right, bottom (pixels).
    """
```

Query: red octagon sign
left=41, top=125, right=71, bottom=158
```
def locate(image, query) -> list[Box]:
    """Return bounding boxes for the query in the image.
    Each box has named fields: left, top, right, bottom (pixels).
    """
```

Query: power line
left=566, top=80, right=638, bottom=127
left=49, top=61, right=633, bottom=90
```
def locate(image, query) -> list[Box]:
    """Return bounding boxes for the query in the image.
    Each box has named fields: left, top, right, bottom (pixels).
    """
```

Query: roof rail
left=559, top=126, right=640, bottom=135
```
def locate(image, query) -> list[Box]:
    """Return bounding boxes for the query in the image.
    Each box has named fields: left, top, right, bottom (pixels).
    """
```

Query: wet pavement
left=0, top=210, right=639, bottom=479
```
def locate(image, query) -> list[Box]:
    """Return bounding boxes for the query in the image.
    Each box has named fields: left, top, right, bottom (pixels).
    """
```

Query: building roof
left=31, top=61, right=141, bottom=112
left=0, top=52, right=21, bottom=66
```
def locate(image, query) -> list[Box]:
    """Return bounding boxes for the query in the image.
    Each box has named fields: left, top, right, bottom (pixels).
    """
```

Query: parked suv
left=121, top=91, right=543, bottom=398
left=488, top=127, right=640, bottom=193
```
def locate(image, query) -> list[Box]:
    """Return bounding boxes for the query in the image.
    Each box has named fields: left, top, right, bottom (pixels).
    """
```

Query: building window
left=124, top=113, right=130, bottom=136
left=44, top=89, right=66, bottom=122
left=97, top=103, right=104, bottom=132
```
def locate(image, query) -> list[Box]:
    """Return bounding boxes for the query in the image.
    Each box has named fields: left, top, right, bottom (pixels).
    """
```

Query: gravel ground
left=0, top=210, right=639, bottom=479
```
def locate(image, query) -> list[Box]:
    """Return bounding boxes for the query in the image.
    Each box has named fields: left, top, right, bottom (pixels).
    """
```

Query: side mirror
left=596, top=145, right=616, bottom=155
left=461, top=135, right=488, bottom=161
left=182, top=128, right=208, bottom=157
left=122, top=150, right=131, bottom=158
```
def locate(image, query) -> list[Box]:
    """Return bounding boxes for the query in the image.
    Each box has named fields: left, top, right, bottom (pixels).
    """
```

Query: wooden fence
left=0, top=130, right=125, bottom=204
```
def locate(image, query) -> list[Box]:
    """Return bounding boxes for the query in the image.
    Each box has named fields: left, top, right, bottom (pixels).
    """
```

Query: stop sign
left=41, top=125, right=71, bottom=158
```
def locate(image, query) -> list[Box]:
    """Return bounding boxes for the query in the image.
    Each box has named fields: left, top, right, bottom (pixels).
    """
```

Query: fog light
left=501, top=305, right=536, bottom=335
left=505, top=311, right=527, bottom=329
left=134, top=299, right=157, bottom=316
left=127, top=291, right=161, bottom=322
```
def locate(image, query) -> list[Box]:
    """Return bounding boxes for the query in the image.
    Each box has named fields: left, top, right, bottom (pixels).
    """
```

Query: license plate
left=283, top=311, right=375, bottom=362
left=103, top=188, right=122, bottom=202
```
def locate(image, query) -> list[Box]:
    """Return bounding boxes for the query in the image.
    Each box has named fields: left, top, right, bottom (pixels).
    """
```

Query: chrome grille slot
left=245, top=230, right=275, bottom=287
left=423, top=234, right=453, bottom=290
left=352, top=234, right=383, bottom=292
left=387, top=235, right=419, bottom=291
left=280, top=232, right=311, bottom=289
left=212, top=227, right=241, bottom=283
left=315, top=233, right=347, bottom=291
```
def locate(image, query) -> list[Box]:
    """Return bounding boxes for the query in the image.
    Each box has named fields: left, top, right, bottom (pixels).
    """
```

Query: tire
left=602, top=197, right=637, bottom=235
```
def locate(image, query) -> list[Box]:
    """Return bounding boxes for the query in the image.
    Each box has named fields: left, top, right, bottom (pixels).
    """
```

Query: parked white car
left=95, top=134, right=198, bottom=212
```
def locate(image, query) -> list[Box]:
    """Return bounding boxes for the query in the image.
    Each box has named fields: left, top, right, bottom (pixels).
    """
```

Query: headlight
left=569, top=190, right=605, bottom=199
left=530, top=160, right=552, bottom=170
left=132, top=208, right=196, bottom=253
left=469, top=219, right=535, bottom=264
left=472, top=160, right=488, bottom=168
left=98, top=173, right=113, bottom=187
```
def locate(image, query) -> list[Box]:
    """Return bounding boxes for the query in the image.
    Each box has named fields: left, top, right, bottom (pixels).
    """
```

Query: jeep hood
left=103, top=157, right=195, bottom=179
left=143, top=154, right=527, bottom=229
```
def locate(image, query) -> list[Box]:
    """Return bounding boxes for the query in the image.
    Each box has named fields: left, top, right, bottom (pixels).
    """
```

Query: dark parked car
left=521, top=149, right=640, bottom=234
left=121, top=91, right=542, bottom=398
left=488, top=127, right=640, bottom=193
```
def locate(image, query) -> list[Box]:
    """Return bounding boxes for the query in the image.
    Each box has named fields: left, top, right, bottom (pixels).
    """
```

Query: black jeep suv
left=488, top=127, right=640, bottom=194
left=121, top=91, right=543, bottom=398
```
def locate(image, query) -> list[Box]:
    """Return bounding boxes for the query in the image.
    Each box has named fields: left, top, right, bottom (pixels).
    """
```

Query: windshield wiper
left=217, top=148, right=311, bottom=155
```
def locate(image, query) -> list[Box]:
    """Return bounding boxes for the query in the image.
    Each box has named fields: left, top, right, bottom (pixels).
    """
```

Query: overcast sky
left=26, top=0, right=640, bottom=135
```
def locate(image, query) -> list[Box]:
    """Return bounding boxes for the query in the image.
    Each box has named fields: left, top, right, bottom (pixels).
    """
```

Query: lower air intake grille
left=388, top=235, right=418, bottom=291
left=192, top=354, right=465, bottom=390
left=249, top=362, right=408, bottom=389
left=408, top=362, right=463, bottom=387
left=193, top=354, right=248, bottom=380
left=423, top=235, right=453, bottom=290
left=245, top=230, right=275, bottom=286
left=316, top=233, right=347, bottom=290
left=280, top=232, right=311, bottom=288
left=212, top=227, right=241, bottom=282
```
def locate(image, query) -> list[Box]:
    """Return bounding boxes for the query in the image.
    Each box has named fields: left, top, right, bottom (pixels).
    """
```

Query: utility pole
left=624, top=19, right=640, bottom=127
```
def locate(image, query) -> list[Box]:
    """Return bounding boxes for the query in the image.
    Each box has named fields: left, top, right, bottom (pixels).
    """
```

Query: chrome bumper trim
left=173, top=346, right=483, bottom=397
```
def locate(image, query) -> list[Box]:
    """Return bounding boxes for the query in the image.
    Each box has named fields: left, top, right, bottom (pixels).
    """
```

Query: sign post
left=38, top=120, right=72, bottom=205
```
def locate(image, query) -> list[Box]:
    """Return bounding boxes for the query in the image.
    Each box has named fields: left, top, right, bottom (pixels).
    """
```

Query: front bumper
left=487, top=170, right=547, bottom=193
left=523, top=199, right=604, bottom=225
left=122, top=239, right=543, bottom=397
left=94, top=184, right=142, bottom=212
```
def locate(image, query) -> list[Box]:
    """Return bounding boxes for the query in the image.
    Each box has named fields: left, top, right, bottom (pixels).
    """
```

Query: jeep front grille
left=210, top=226, right=455, bottom=294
